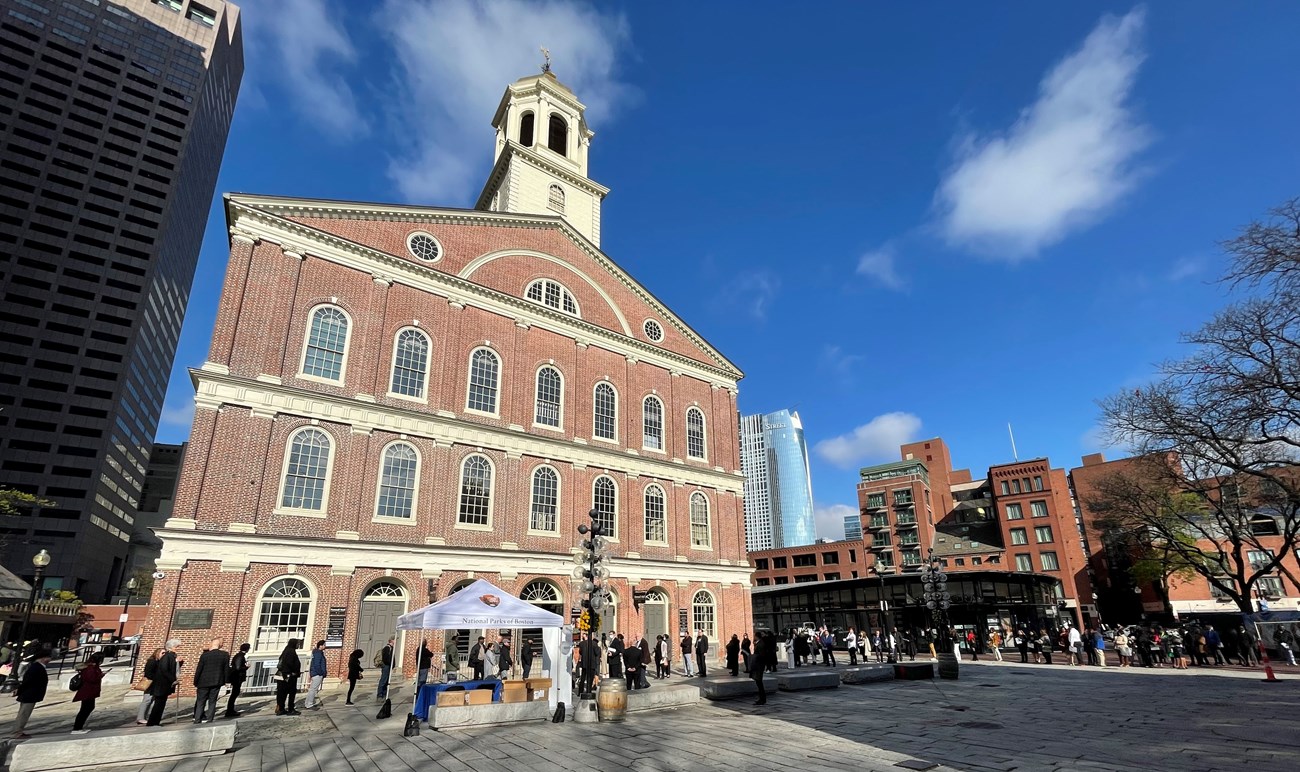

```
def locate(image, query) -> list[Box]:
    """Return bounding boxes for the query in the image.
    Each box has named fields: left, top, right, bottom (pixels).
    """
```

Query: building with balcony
left=739, top=409, right=816, bottom=551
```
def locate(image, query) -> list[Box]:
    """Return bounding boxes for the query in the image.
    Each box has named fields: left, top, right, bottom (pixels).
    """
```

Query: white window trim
left=691, top=589, right=717, bottom=640
left=405, top=230, right=444, bottom=263
left=592, top=381, right=619, bottom=445
left=685, top=406, right=707, bottom=462
left=527, top=463, right=563, bottom=538
left=524, top=278, right=581, bottom=318
left=592, top=474, right=620, bottom=542
left=642, top=318, right=665, bottom=343
left=386, top=326, right=431, bottom=404
left=689, top=491, right=713, bottom=551
left=297, top=304, right=353, bottom=386
left=454, top=453, right=496, bottom=531
left=641, top=395, right=665, bottom=454
left=464, top=346, right=502, bottom=418
left=250, top=575, right=318, bottom=656
left=273, top=426, right=334, bottom=518
left=372, top=440, right=421, bottom=524
left=643, top=484, right=669, bottom=546
left=532, top=364, right=565, bottom=433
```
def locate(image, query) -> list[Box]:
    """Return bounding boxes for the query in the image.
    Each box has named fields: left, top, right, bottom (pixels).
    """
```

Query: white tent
left=395, top=578, right=571, bottom=711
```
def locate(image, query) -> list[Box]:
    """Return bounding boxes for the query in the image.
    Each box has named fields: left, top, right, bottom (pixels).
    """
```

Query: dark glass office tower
left=0, top=0, right=243, bottom=600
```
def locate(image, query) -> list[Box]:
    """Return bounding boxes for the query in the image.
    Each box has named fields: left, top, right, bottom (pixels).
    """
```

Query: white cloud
left=160, top=399, right=196, bottom=430
left=936, top=8, right=1150, bottom=259
left=814, top=503, right=857, bottom=541
left=377, top=0, right=634, bottom=203
left=814, top=412, right=922, bottom=469
left=1167, top=256, right=1206, bottom=282
left=856, top=246, right=905, bottom=290
left=720, top=269, right=780, bottom=321
left=245, top=0, right=368, bottom=141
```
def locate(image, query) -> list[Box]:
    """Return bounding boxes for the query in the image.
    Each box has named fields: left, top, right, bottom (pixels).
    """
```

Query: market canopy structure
left=396, top=579, right=565, bottom=630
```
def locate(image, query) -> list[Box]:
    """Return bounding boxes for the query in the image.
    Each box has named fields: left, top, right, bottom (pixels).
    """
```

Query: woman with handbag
left=274, top=639, right=303, bottom=715
left=70, top=652, right=105, bottom=734
left=135, top=647, right=165, bottom=724
left=145, top=640, right=181, bottom=726
left=345, top=649, right=364, bottom=705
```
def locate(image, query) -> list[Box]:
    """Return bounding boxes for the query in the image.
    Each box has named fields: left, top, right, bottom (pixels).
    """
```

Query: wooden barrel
left=596, top=678, right=627, bottom=722
left=936, top=651, right=960, bottom=680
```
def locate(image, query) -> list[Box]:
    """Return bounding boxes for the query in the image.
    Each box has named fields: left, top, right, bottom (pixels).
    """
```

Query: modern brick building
left=136, top=69, right=751, bottom=687
left=0, top=0, right=243, bottom=601
left=749, top=539, right=866, bottom=586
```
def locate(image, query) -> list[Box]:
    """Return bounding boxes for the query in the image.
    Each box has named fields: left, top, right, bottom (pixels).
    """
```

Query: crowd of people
left=996, top=621, right=1289, bottom=668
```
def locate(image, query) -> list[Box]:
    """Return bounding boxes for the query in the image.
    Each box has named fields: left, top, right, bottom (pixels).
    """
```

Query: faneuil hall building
left=137, top=68, right=752, bottom=689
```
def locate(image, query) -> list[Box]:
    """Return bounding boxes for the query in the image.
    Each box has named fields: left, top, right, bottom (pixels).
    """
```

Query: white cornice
left=193, top=369, right=745, bottom=492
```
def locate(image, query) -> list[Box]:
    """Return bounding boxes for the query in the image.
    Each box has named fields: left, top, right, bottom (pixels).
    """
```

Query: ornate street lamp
left=921, top=548, right=958, bottom=679
left=573, top=508, right=612, bottom=699
left=116, top=576, right=139, bottom=640
left=2, top=549, right=52, bottom=693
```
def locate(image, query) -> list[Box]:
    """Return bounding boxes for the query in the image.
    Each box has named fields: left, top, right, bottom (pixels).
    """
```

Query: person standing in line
left=726, top=634, right=741, bottom=677
left=695, top=629, right=709, bottom=677
left=679, top=633, right=694, bottom=676
left=1236, top=626, right=1258, bottom=666
left=482, top=640, right=500, bottom=679
left=1206, top=625, right=1223, bottom=665
left=638, top=635, right=652, bottom=689
left=966, top=629, right=979, bottom=661
left=606, top=633, right=623, bottom=680
left=751, top=632, right=772, bottom=706
left=1039, top=630, right=1053, bottom=666
left=224, top=643, right=249, bottom=718
left=521, top=638, right=536, bottom=680
left=146, top=640, right=182, bottom=726
left=651, top=635, right=664, bottom=678
left=621, top=635, right=641, bottom=690
left=376, top=637, right=395, bottom=699
left=444, top=632, right=460, bottom=679
left=740, top=633, right=753, bottom=674
left=416, top=639, right=433, bottom=688
left=498, top=635, right=514, bottom=679
left=844, top=628, right=858, bottom=666
left=1094, top=629, right=1107, bottom=667
left=1067, top=625, right=1082, bottom=666
left=821, top=630, right=837, bottom=666
left=136, top=646, right=165, bottom=724
left=468, top=636, right=485, bottom=681
left=70, top=651, right=105, bottom=734
left=1014, top=630, right=1029, bottom=663
left=274, top=639, right=302, bottom=716
left=872, top=630, right=885, bottom=663
left=990, top=630, right=1003, bottom=662
left=192, top=637, right=229, bottom=722
left=304, top=640, right=327, bottom=710
left=577, top=632, right=600, bottom=695
left=345, top=649, right=363, bottom=705
left=11, top=648, right=52, bottom=738
left=1115, top=629, right=1131, bottom=667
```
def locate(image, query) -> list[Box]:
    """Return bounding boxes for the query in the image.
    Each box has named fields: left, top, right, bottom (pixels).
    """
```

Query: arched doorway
left=598, top=587, right=618, bottom=639
left=642, top=588, right=669, bottom=642
left=357, top=581, right=407, bottom=669
left=518, top=579, right=564, bottom=672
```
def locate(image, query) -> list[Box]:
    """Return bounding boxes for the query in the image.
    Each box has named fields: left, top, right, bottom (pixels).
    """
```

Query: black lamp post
left=573, top=508, right=611, bottom=698
left=116, top=576, right=139, bottom=640
left=2, top=549, right=52, bottom=693
left=921, top=547, right=957, bottom=678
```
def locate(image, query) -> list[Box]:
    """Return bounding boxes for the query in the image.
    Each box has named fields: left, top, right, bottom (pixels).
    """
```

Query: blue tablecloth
left=414, top=680, right=504, bottom=718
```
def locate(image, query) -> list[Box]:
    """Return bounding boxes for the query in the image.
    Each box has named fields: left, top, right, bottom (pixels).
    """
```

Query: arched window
left=686, top=407, right=706, bottom=460
left=254, top=578, right=311, bottom=653
left=642, top=395, right=663, bottom=451
left=390, top=328, right=430, bottom=399
left=690, top=492, right=711, bottom=548
left=691, top=590, right=716, bottom=640
left=592, top=475, right=617, bottom=538
left=593, top=382, right=617, bottom=441
left=524, top=279, right=578, bottom=316
left=534, top=366, right=562, bottom=428
left=547, top=113, right=568, bottom=156
left=458, top=454, right=493, bottom=526
left=302, top=306, right=349, bottom=381
left=520, top=580, right=562, bottom=613
left=644, top=484, right=666, bottom=543
left=466, top=348, right=500, bottom=414
left=547, top=184, right=565, bottom=214
left=530, top=466, right=559, bottom=533
left=519, top=110, right=535, bottom=147
left=376, top=442, right=418, bottom=519
left=279, top=428, right=332, bottom=512
left=365, top=581, right=406, bottom=600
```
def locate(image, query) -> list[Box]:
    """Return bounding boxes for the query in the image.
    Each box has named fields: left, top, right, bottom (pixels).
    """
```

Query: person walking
left=70, top=651, right=105, bottom=734
left=136, top=646, right=165, bottom=724
left=345, top=649, right=363, bottom=705
left=726, top=634, right=741, bottom=676
left=740, top=634, right=753, bottom=673
left=192, top=637, right=229, bottom=722
left=521, top=638, right=536, bottom=679
left=304, top=640, right=327, bottom=710
left=468, top=636, right=485, bottom=681
left=695, top=629, right=709, bottom=677
left=752, top=632, right=772, bottom=706
left=12, top=648, right=52, bottom=738
left=274, top=639, right=302, bottom=716
left=679, top=633, right=693, bottom=676
left=224, top=643, right=249, bottom=718
left=966, top=629, right=979, bottom=661
left=416, top=639, right=433, bottom=688
left=146, top=640, right=182, bottom=726
left=989, top=630, right=1003, bottom=661
left=376, top=637, right=394, bottom=699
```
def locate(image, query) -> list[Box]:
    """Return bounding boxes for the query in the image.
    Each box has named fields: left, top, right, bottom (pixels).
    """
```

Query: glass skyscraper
left=740, top=409, right=816, bottom=551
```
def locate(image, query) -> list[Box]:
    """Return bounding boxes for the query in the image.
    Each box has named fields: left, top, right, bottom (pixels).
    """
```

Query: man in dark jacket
left=146, top=639, right=181, bottom=726
left=638, top=636, right=652, bottom=688
left=577, top=632, right=600, bottom=695
left=225, top=643, right=250, bottom=718
left=751, top=633, right=771, bottom=706
left=608, top=633, right=624, bottom=679
left=695, top=630, right=709, bottom=677
left=622, top=635, right=642, bottom=690
left=11, top=648, right=51, bottom=738
left=376, top=637, right=394, bottom=699
left=679, top=634, right=694, bottom=676
left=521, top=638, right=535, bottom=679
left=304, top=640, right=327, bottom=709
left=192, top=637, right=229, bottom=723
left=417, top=639, right=434, bottom=687
left=469, top=636, right=486, bottom=681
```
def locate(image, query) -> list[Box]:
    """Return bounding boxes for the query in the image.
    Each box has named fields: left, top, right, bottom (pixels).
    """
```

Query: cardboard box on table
left=525, top=677, right=552, bottom=702
left=436, top=691, right=467, bottom=707
left=501, top=680, right=528, bottom=704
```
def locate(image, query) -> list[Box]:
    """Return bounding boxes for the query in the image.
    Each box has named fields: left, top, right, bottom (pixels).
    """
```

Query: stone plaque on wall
left=171, top=609, right=214, bottom=630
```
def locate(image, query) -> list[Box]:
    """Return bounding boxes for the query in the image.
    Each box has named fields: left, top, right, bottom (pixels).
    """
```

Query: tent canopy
left=396, top=578, right=565, bottom=631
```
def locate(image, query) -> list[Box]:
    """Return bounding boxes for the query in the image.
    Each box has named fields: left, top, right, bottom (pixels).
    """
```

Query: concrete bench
left=840, top=665, right=895, bottom=684
left=698, top=675, right=772, bottom=701
left=893, top=662, right=934, bottom=680
left=8, top=722, right=235, bottom=772
left=431, top=700, right=550, bottom=730
left=626, top=682, right=700, bottom=712
left=776, top=670, right=840, bottom=691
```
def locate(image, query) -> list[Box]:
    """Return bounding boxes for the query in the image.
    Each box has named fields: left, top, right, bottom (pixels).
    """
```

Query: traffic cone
left=1259, top=641, right=1280, bottom=683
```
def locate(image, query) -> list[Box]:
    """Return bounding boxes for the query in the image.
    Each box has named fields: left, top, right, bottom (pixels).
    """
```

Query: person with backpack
left=376, top=637, right=394, bottom=699
left=468, top=636, right=486, bottom=681
left=69, top=651, right=105, bottom=734
left=225, top=643, right=250, bottom=718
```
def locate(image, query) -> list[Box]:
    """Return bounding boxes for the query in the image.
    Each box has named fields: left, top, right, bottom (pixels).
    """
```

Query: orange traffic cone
left=1260, top=641, right=1280, bottom=682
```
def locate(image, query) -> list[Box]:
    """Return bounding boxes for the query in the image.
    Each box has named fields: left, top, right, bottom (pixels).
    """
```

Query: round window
left=643, top=319, right=664, bottom=342
left=407, top=232, right=442, bottom=262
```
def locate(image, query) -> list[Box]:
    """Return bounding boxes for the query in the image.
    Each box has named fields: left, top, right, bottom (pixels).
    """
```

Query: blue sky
left=156, top=0, right=1300, bottom=539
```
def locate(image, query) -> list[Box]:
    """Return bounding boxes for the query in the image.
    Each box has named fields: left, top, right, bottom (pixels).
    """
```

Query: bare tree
left=1096, top=198, right=1300, bottom=616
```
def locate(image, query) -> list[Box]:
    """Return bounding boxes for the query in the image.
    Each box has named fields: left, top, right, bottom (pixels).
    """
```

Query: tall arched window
left=642, top=395, right=664, bottom=451
left=690, top=492, right=711, bottom=548
left=466, top=348, right=500, bottom=414
left=302, top=306, right=349, bottom=381
left=530, top=466, right=559, bottom=533
left=254, top=578, right=312, bottom=653
left=279, top=428, right=332, bottom=512
left=519, top=111, right=535, bottom=147
left=691, top=590, right=716, bottom=640
left=547, top=113, right=568, bottom=156
left=390, top=328, right=430, bottom=399
left=593, top=382, right=617, bottom=441
left=547, top=184, right=565, bottom=214
left=592, top=475, right=617, bottom=538
left=644, top=485, right=666, bottom=543
left=376, top=442, right=418, bottom=519
left=686, top=407, right=706, bottom=460
left=458, top=454, right=493, bottom=526
left=534, top=366, right=562, bottom=428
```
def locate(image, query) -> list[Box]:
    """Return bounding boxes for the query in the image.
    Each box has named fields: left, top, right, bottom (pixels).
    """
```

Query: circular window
left=406, top=232, right=442, bottom=262
left=643, top=319, right=664, bottom=342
